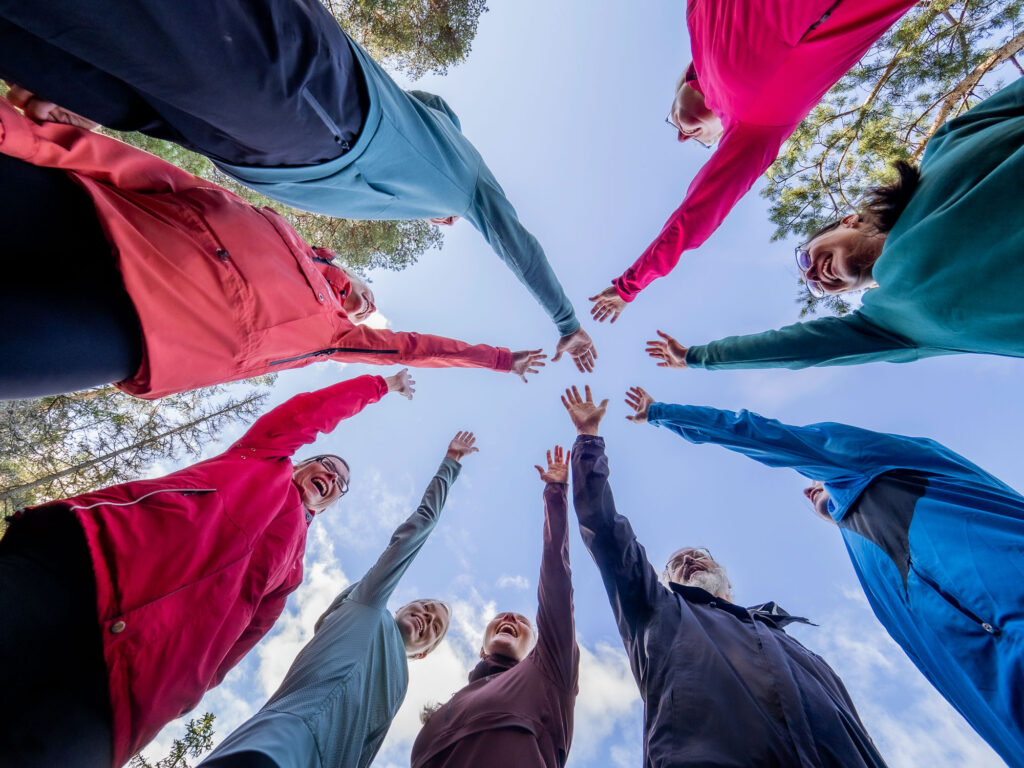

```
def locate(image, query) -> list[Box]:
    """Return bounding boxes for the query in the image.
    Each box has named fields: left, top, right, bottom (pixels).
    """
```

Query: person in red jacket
left=589, top=0, right=919, bottom=323
left=0, top=371, right=412, bottom=768
left=410, top=446, right=579, bottom=768
left=0, top=98, right=545, bottom=400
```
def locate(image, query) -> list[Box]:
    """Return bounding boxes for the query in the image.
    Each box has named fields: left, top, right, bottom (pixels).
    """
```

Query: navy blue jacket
left=571, top=434, right=887, bottom=767
left=647, top=402, right=1024, bottom=768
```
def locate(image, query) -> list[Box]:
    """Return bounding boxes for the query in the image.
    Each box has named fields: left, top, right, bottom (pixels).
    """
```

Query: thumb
left=599, top=398, right=609, bottom=410
left=534, top=465, right=545, bottom=477
left=551, top=348, right=563, bottom=362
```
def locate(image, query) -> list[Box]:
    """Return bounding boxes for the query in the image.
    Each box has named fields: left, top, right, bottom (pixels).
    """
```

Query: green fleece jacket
left=687, top=77, right=1024, bottom=370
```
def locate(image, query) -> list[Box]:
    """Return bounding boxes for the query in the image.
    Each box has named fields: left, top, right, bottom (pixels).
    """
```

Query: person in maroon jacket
left=410, top=446, right=580, bottom=768
left=0, top=371, right=412, bottom=768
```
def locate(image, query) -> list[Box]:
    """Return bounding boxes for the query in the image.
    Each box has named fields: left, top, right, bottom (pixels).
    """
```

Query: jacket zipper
left=269, top=347, right=399, bottom=366
left=69, top=487, right=217, bottom=511
left=910, top=562, right=1000, bottom=635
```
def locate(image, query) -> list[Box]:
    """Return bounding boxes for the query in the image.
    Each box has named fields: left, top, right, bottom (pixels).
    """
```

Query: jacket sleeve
left=343, top=457, right=461, bottom=610
left=462, top=163, right=580, bottom=337
left=531, top=482, right=579, bottom=691
left=326, top=325, right=513, bottom=371
left=213, top=574, right=298, bottom=685
left=571, top=435, right=663, bottom=655
left=231, top=374, right=387, bottom=460
left=0, top=97, right=214, bottom=194
left=685, top=312, right=935, bottom=370
left=613, top=120, right=791, bottom=300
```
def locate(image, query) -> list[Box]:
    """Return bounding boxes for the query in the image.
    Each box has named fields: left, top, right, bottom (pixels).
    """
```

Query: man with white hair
left=561, top=385, right=888, bottom=767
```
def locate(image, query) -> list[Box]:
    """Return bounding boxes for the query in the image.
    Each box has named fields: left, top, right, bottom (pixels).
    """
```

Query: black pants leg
left=0, top=153, right=144, bottom=399
left=0, top=506, right=114, bottom=768
left=0, top=0, right=368, bottom=167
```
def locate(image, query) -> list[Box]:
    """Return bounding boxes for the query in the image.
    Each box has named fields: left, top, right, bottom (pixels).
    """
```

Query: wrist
left=445, top=450, right=463, bottom=462
left=576, top=427, right=600, bottom=436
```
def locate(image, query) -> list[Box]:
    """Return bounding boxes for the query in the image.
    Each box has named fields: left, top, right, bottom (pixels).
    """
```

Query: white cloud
left=362, top=311, right=390, bottom=329
left=497, top=573, right=530, bottom=590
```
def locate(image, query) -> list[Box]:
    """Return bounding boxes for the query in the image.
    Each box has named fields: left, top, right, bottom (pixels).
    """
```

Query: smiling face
left=481, top=611, right=536, bottom=661
left=664, top=547, right=732, bottom=600
left=395, top=599, right=451, bottom=659
left=340, top=270, right=377, bottom=322
left=292, top=455, right=349, bottom=514
left=668, top=82, right=723, bottom=146
left=803, top=481, right=837, bottom=524
left=799, top=214, right=885, bottom=295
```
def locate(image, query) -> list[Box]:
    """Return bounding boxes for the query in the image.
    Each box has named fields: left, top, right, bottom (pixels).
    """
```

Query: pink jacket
left=613, top=0, right=919, bottom=300
left=50, top=375, right=387, bottom=766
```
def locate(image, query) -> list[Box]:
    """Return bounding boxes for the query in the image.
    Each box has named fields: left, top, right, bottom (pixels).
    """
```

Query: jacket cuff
left=612, top=277, right=637, bottom=303
left=573, top=434, right=605, bottom=448
left=495, top=347, right=514, bottom=372
left=647, top=402, right=667, bottom=425
left=684, top=345, right=707, bottom=369
left=439, top=456, right=463, bottom=476
left=371, top=374, right=389, bottom=397
left=556, top=314, right=581, bottom=337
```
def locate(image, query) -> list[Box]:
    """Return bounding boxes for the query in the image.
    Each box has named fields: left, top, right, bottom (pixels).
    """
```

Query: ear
left=840, top=213, right=860, bottom=228
left=479, top=647, right=486, bottom=659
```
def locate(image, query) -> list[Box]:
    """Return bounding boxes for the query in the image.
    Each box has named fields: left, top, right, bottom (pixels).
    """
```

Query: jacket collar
left=311, top=248, right=350, bottom=300
left=468, top=653, right=519, bottom=683
left=670, top=584, right=814, bottom=628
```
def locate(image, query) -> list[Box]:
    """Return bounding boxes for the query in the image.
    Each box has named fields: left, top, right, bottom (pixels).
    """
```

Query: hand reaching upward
left=646, top=330, right=689, bottom=368
left=589, top=286, right=627, bottom=324
left=553, top=327, right=597, bottom=373
left=561, top=385, right=608, bottom=436
left=385, top=368, right=416, bottom=399
left=510, top=349, right=547, bottom=382
left=446, top=431, right=479, bottom=462
left=534, top=445, right=569, bottom=484
left=625, top=386, right=655, bottom=423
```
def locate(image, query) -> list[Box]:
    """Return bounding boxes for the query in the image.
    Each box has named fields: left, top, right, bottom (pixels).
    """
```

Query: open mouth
left=683, top=562, right=706, bottom=580
left=311, top=477, right=328, bottom=497
left=496, top=621, right=519, bottom=638
left=413, top=614, right=426, bottom=636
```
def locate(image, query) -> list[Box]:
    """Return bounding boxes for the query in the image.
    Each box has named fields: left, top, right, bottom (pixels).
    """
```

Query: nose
left=803, top=486, right=815, bottom=500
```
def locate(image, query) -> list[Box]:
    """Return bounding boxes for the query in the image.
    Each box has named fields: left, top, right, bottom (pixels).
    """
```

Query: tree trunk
left=0, top=395, right=261, bottom=503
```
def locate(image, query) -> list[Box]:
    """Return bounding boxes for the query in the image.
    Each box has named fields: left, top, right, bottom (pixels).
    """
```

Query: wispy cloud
left=497, top=573, right=530, bottom=590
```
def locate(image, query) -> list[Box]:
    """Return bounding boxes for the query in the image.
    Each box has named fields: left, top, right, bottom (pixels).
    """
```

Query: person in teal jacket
left=197, top=431, right=479, bottom=768
left=646, top=77, right=1024, bottom=372
left=0, top=0, right=596, bottom=372
left=624, top=386, right=1024, bottom=767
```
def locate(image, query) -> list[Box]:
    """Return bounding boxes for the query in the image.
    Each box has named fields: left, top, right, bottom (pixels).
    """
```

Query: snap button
left=317, top=293, right=324, bottom=301
left=110, top=620, right=126, bottom=634
left=982, top=622, right=996, bottom=634
left=216, top=249, right=230, bottom=261
left=709, top=601, right=716, bottom=607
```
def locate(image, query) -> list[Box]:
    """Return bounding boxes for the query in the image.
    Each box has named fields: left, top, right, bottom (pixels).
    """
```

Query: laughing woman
left=646, top=78, right=1024, bottom=372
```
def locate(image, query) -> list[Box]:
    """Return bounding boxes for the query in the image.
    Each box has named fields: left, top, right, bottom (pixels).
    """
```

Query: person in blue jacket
left=624, top=386, right=1024, bottom=768
left=0, top=0, right=596, bottom=372
left=197, top=431, right=479, bottom=768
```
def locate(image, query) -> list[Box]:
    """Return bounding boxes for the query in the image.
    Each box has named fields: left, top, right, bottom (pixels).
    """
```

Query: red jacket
left=46, top=375, right=387, bottom=766
left=0, top=100, right=512, bottom=399
left=613, top=0, right=918, bottom=300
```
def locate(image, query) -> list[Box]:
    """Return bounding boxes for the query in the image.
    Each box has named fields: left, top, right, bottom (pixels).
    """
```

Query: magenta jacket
left=613, top=0, right=918, bottom=300
left=49, top=375, right=386, bottom=766
left=410, top=483, right=579, bottom=768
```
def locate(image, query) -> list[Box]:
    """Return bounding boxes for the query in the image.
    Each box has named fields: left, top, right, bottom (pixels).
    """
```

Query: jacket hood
left=468, top=653, right=519, bottom=683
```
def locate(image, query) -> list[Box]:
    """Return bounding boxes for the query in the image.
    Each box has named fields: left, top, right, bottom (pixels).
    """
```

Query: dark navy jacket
left=571, top=434, right=887, bottom=767
left=647, top=403, right=1024, bottom=768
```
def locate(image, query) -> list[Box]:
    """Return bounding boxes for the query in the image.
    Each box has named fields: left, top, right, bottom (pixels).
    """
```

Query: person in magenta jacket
left=590, top=0, right=919, bottom=323
left=0, top=372, right=412, bottom=768
left=0, top=99, right=546, bottom=400
left=410, top=446, right=579, bottom=768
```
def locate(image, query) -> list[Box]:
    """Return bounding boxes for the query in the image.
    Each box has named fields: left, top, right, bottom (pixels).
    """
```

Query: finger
left=609, top=310, right=619, bottom=324
left=565, top=449, right=570, bottom=464
left=470, top=446, right=479, bottom=453
left=534, top=465, right=544, bottom=477
left=599, top=398, right=609, bottom=411
left=588, top=293, right=603, bottom=301
left=573, top=354, right=585, bottom=374
left=657, top=361, right=670, bottom=367
left=657, top=330, right=674, bottom=341
left=561, top=394, right=571, bottom=411
left=591, top=344, right=598, bottom=359
left=552, top=349, right=563, bottom=362
left=520, top=374, right=527, bottom=383
left=546, top=449, right=553, bottom=466
left=554, top=445, right=562, bottom=463
left=571, top=386, right=582, bottom=404
left=584, top=385, right=593, bottom=403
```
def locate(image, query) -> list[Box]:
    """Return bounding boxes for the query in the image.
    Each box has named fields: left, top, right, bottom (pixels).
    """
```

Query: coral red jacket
left=613, top=0, right=919, bottom=300
left=45, top=374, right=387, bottom=766
left=0, top=100, right=512, bottom=399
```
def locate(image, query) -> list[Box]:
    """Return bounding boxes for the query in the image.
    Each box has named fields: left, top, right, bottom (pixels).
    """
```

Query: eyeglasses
left=665, top=116, right=713, bottom=149
left=315, top=456, right=349, bottom=497
left=669, top=547, right=713, bottom=566
left=794, top=246, right=827, bottom=298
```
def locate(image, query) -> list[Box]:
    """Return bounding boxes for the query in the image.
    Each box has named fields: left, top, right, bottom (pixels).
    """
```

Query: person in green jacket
left=645, top=77, right=1024, bottom=372
left=197, top=431, right=479, bottom=768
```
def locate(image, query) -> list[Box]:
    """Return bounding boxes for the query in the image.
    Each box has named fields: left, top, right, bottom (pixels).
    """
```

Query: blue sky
left=140, top=1, right=1020, bottom=765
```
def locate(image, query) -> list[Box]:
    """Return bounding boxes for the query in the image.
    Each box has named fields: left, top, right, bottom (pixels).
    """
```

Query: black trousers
left=0, top=0, right=367, bottom=167
left=0, top=153, right=144, bottom=399
left=0, top=505, right=113, bottom=768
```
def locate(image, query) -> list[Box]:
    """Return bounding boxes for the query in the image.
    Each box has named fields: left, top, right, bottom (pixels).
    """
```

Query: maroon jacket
left=411, top=483, right=579, bottom=768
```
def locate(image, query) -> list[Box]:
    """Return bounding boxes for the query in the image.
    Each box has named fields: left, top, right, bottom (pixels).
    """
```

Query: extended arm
left=612, top=120, right=791, bottom=301
left=462, top=163, right=580, bottom=337
left=531, top=446, right=579, bottom=690
left=323, top=325, right=513, bottom=372
left=685, top=312, right=929, bottom=370
left=231, top=374, right=388, bottom=459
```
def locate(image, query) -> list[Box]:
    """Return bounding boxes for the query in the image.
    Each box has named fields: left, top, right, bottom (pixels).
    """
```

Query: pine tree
left=127, top=713, right=216, bottom=768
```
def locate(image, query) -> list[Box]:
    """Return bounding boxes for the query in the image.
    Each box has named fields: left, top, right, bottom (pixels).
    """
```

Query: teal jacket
left=199, top=458, right=461, bottom=768
left=216, top=38, right=578, bottom=337
left=687, top=77, right=1024, bottom=370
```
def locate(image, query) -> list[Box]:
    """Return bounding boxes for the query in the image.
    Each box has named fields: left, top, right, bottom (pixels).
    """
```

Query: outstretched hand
left=561, top=385, right=608, bottom=436
left=645, top=330, right=689, bottom=368
left=446, top=430, right=479, bottom=461
left=385, top=368, right=416, bottom=399
left=5, top=83, right=99, bottom=130
left=552, top=327, right=597, bottom=373
left=534, top=445, right=569, bottom=484
left=589, top=286, right=627, bottom=324
left=510, top=349, right=547, bottom=382
left=625, top=386, right=655, bottom=423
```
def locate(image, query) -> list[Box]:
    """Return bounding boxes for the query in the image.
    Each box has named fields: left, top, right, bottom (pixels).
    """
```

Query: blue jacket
left=216, top=36, right=579, bottom=337
left=571, top=434, right=887, bottom=768
left=199, top=457, right=461, bottom=768
left=648, top=402, right=1024, bottom=767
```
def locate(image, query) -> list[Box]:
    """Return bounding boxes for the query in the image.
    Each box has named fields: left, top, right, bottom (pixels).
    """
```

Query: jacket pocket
left=909, top=561, right=1000, bottom=635
left=799, top=0, right=843, bottom=42
left=302, top=86, right=350, bottom=151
